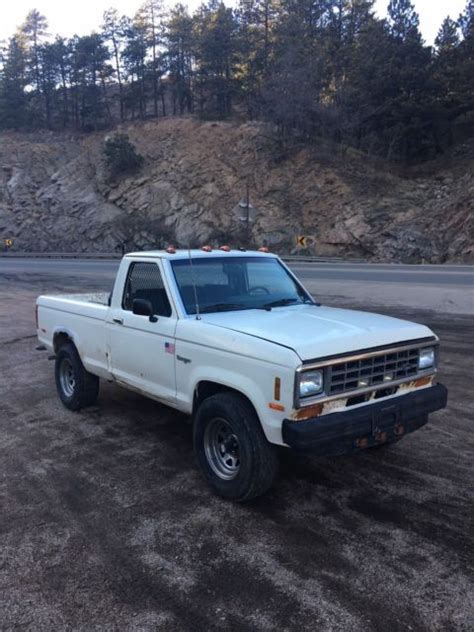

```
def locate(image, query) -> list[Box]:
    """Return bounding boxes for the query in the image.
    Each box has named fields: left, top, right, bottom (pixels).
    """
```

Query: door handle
left=113, top=318, right=123, bottom=325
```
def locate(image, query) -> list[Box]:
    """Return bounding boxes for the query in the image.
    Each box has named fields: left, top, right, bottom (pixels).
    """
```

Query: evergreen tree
left=121, top=20, right=148, bottom=119
left=435, top=17, right=460, bottom=53
left=0, top=36, right=29, bottom=129
left=458, top=0, right=474, bottom=39
left=193, top=2, right=240, bottom=118
left=20, top=9, right=49, bottom=125
left=135, top=0, right=166, bottom=116
left=102, top=8, right=128, bottom=121
left=72, top=34, right=112, bottom=130
left=20, top=9, right=48, bottom=93
left=164, top=3, right=195, bottom=114
left=387, top=0, right=420, bottom=41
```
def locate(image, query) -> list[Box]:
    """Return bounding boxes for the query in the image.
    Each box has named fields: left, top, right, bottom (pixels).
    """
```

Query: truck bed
left=37, top=293, right=110, bottom=378
left=43, top=292, right=110, bottom=306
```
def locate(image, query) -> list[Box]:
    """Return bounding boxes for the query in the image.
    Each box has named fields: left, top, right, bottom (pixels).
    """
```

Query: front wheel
left=55, top=342, right=99, bottom=411
left=193, top=392, right=279, bottom=501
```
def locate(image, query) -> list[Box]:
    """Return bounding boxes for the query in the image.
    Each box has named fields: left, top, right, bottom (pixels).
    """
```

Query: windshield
left=171, top=256, right=314, bottom=314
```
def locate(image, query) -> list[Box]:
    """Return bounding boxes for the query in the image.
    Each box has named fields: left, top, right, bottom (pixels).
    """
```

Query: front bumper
left=282, top=383, right=448, bottom=455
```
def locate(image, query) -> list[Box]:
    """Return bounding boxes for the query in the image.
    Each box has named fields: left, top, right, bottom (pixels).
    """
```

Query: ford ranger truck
left=36, top=250, right=448, bottom=501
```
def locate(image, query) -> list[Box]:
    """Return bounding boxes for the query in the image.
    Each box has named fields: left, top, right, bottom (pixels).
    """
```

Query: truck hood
left=201, top=305, right=434, bottom=361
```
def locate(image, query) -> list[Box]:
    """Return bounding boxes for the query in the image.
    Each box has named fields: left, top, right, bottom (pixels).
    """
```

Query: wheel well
left=193, top=381, right=257, bottom=417
left=53, top=332, right=73, bottom=354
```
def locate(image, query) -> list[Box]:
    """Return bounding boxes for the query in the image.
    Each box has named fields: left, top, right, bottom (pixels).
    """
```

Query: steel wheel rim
left=59, top=358, right=76, bottom=398
left=204, top=417, right=241, bottom=480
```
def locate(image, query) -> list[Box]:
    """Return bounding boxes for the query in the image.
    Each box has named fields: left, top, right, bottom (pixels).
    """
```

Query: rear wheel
left=55, top=342, right=99, bottom=411
left=194, top=392, right=279, bottom=501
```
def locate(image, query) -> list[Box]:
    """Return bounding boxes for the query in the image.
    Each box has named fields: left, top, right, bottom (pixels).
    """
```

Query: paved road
left=1, top=257, right=473, bottom=314
left=1, top=257, right=473, bottom=286
left=291, top=262, right=473, bottom=287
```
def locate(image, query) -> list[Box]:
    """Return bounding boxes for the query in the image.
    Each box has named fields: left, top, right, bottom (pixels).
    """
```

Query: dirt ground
left=1, top=274, right=473, bottom=631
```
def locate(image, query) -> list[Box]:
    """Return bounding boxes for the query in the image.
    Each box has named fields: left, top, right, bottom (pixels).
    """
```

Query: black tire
left=193, top=392, right=279, bottom=501
left=55, top=342, right=99, bottom=411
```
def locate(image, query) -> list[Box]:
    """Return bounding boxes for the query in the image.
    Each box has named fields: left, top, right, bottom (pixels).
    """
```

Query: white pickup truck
left=37, top=249, right=447, bottom=500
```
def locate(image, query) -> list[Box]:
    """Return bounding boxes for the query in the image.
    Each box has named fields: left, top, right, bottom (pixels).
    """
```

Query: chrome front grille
left=328, top=347, right=420, bottom=395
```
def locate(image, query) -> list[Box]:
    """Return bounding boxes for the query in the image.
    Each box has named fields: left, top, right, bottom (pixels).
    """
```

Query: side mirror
left=132, top=298, right=158, bottom=322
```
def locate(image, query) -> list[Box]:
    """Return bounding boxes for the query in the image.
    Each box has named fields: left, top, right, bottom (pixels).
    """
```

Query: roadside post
left=233, top=182, right=257, bottom=248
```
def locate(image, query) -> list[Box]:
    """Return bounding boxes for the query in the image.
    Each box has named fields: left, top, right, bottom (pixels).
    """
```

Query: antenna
left=188, top=243, right=201, bottom=320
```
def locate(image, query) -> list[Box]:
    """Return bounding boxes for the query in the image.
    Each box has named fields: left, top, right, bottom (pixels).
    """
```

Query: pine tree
left=135, top=0, right=166, bottom=116
left=20, top=9, right=48, bottom=92
left=458, top=0, right=474, bottom=39
left=121, top=20, right=149, bottom=119
left=0, top=36, right=29, bottom=129
left=435, top=17, right=460, bottom=52
left=387, top=0, right=420, bottom=41
left=20, top=9, right=49, bottom=125
left=102, top=8, right=128, bottom=121
left=193, top=2, right=240, bottom=119
left=164, top=3, right=195, bottom=114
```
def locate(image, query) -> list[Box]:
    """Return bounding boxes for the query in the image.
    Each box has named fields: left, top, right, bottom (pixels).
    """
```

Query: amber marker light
left=274, top=377, right=281, bottom=401
left=258, top=246, right=269, bottom=253
left=201, top=245, right=212, bottom=252
left=269, top=402, right=285, bottom=412
left=219, top=245, right=231, bottom=252
left=166, top=245, right=176, bottom=254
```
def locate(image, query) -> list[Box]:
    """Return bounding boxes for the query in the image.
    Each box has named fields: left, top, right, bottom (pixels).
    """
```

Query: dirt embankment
left=0, top=118, right=472, bottom=262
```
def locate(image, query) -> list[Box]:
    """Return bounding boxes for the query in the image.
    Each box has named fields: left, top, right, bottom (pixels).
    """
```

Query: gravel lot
left=1, top=273, right=473, bottom=631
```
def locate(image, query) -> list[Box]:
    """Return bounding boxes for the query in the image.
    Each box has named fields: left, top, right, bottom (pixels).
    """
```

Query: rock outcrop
left=0, top=118, right=472, bottom=262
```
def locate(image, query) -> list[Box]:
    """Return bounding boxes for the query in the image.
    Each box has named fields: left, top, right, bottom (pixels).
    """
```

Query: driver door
left=106, top=260, right=177, bottom=403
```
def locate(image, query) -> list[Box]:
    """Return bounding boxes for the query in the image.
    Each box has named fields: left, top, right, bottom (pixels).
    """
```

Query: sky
left=0, top=0, right=467, bottom=45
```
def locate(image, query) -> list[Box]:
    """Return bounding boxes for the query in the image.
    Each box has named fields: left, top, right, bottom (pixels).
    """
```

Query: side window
left=122, top=262, right=172, bottom=317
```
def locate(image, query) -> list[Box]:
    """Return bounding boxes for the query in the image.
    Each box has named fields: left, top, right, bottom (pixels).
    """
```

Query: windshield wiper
left=200, top=302, right=272, bottom=314
left=261, top=298, right=301, bottom=309
left=200, top=303, right=247, bottom=313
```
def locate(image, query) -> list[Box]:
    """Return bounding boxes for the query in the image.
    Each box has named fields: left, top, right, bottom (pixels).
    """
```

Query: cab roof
left=125, top=249, right=278, bottom=261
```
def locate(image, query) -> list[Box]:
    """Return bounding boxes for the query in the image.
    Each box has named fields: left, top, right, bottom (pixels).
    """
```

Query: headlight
left=299, top=370, right=324, bottom=398
left=418, top=347, right=435, bottom=370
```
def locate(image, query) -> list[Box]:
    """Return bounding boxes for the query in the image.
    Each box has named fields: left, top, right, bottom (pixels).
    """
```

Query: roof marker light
left=219, top=245, right=230, bottom=252
left=258, top=246, right=269, bottom=253
left=201, top=245, right=212, bottom=252
left=166, top=245, right=176, bottom=254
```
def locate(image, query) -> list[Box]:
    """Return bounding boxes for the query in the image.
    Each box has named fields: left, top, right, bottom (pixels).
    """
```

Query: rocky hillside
left=0, top=118, right=472, bottom=262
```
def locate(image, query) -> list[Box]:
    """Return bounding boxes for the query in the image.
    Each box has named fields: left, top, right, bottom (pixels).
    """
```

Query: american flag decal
left=165, top=342, right=175, bottom=354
